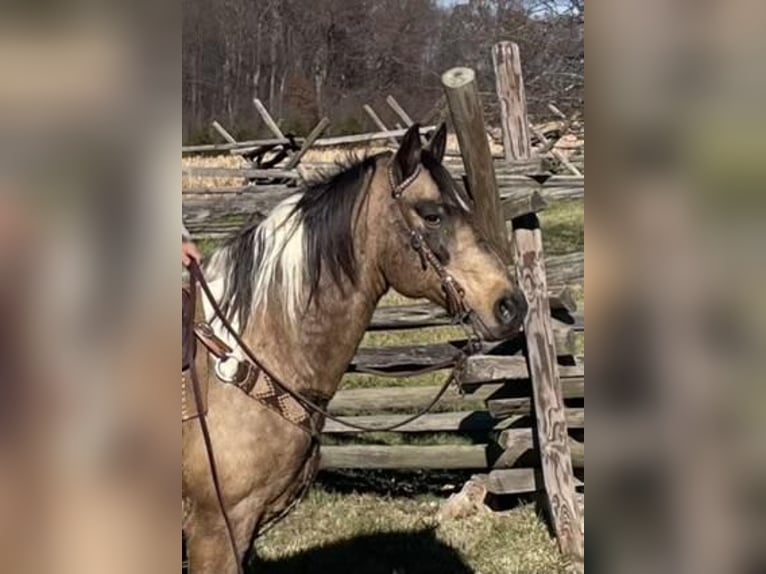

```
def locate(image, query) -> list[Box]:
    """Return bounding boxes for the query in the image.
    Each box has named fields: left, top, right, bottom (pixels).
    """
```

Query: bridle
left=387, top=162, right=490, bottom=349
left=388, top=164, right=470, bottom=318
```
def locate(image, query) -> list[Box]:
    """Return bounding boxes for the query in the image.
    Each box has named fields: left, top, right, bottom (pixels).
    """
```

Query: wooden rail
left=320, top=437, right=583, bottom=470
left=329, top=375, right=584, bottom=415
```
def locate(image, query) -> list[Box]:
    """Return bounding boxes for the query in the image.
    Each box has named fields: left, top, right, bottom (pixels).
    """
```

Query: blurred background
left=588, top=0, right=766, bottom=572
left=0, top=3, right=180, bottom=574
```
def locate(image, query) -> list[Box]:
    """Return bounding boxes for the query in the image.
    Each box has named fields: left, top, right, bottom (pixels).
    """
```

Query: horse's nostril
left=495, top=296, right=515, bottom=326
left=494, top=292, right=528, bottom=327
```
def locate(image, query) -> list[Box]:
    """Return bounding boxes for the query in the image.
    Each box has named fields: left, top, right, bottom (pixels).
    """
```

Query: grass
left=253, top=487, right=568, bottom=574
left=189, top=170, right=584, bottom=571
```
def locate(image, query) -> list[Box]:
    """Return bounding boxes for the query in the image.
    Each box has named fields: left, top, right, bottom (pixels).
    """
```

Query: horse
left=182, top=123, right=528, bottom=573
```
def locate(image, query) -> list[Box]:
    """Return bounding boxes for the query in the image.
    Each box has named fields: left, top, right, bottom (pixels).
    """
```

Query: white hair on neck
left=205, top=193, right=309, bottom=334
left=250, top=194, right=306, bottom=323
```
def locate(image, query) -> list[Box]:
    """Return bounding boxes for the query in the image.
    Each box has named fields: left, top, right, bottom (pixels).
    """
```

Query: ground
left=189, top=164, right=583, bottom=572
left=252, top=488, right=567, bottom=574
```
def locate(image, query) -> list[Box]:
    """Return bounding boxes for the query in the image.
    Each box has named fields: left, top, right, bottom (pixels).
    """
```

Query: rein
left=186, top=271, right=243, bottom=574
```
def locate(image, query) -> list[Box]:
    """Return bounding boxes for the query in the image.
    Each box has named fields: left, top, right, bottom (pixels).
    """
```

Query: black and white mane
left=207, top=149, right=469, bottom=329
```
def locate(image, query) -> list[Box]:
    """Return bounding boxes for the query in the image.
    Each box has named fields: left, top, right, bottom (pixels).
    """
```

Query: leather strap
left=187, top=270, right=243, bottom=574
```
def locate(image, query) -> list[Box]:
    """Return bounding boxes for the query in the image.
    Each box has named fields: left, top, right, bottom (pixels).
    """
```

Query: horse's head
left=380, top=123, right=527, bottom=341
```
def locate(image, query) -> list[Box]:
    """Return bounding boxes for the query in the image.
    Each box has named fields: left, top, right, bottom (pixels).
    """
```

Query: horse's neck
left=244, top=272, right=386, bottom=399
left=231, top=157, right=392, bottom=399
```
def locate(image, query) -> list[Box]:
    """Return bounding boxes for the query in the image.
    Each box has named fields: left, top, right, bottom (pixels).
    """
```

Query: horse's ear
left=392, top=124, right=422, bottom=184
left=424, top=122, right=447, bottom=163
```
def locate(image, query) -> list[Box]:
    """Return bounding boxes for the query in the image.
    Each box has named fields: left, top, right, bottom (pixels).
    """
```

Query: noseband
left=387, top=164, right=472, bottom=322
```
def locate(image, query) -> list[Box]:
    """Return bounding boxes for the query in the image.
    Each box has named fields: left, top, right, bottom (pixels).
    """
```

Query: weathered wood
left=498, top=40, right=583, bottom=567
left=180, top=179, right=583, bottom=229
left=386, top=95, right=415, bottom=126
left=182, top=137, right=296, bottom=154
left=320, top=445, right=490, bottom=470
left=513, top=214, right=584, bottom=567
left=320, top=440, right=582, bottom=470
left=329, top=377, right=584, bottom=414
left=504, top=189, right=548, bottom=219
left=182, top=167, right=301, bottom=181
left=363, top=105, right=398, bottom=146
left=211, top=120, right=238, bottom=145
left=486, top=469, right=584, bottom=495
left=442, top=156, right=542, bottom=176
left=460, top=354, right=583, bottom=383
left=545, top=252, right=584, bottom=288
left=496, top=430, right=584, bottom=468
left=349, top=339, right=585, bottom=375
left=551, top=286, right=578, bottom=314
left=323, top=407, right=584, bottom=433
left=368, top=300, right=578, bottom=330
left=253, top=98, right=287, bottom=140
left=529, top=123, right=583, bottom=176
left=493, top=42, right=532, bottom=161
left=284, top=117, right=330, bottom=169
left=233, top=126, right=438, bottom=154
left=488, top=399, right=584, bottom=426
left=442, top=67, right=511, bottom=263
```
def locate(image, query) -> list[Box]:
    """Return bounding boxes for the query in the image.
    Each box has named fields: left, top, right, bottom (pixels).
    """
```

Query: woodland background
left=182, top=0, right=583, bottom=142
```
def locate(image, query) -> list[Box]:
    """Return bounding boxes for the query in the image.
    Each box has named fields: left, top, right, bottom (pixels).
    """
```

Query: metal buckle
left=214, top=354, right=241, bottom=382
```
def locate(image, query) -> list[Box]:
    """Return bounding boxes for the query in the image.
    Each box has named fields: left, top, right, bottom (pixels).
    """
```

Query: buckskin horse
left=182, top=124, right=528, bottom=573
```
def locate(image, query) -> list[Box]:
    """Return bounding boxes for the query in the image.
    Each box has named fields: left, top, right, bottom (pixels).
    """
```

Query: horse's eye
left=423, top=213, right=442, bottom=226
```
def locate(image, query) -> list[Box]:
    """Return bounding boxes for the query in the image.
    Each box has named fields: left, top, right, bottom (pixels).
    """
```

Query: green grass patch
left=539, top=199, right=584, bottom=256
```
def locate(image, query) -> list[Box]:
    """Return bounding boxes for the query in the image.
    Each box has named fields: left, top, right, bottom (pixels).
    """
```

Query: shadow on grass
left=317, top=468, right=477, bottom=497
left=249, top=528, right=474, bottom=574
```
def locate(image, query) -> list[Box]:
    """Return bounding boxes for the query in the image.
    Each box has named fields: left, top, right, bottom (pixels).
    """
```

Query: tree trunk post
left=494, top=41, right=584, bottom=572
left=441, top=67, right=511, bottom=263
left=492, top=42, right=532, bottom=162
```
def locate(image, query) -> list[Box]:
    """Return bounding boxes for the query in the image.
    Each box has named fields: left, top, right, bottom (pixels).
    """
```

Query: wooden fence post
left=285, top=116, right=331, bottom=170
left=212, top=120, right=254, bottom=168
left=363, top=104, right=398, bottom=146
left=494, top=41, right=584, bottom=572
left=211, top=120, right=238, bottom=145
left=253, top=98, right=287, bottom=141
left=492, top=42, right=532, bottom=162
left=441, top=67, right=511, bottom=263
left=386, top=95, right=415, bottom=127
